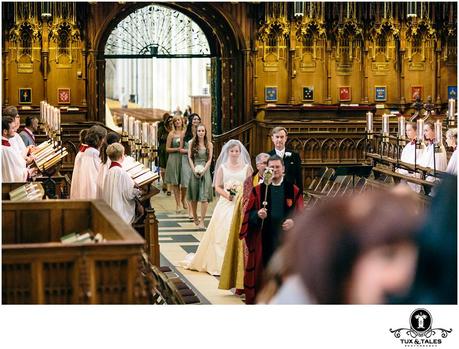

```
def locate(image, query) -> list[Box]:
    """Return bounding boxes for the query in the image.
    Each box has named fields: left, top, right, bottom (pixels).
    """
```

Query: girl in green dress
left=187, top=124, right=213, bottom=229
left=165, top=115, right=184, bottom=213
left=180, top=113, right=202, bottom=220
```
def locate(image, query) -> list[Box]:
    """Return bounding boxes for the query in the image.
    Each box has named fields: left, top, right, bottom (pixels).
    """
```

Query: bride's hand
left=227, top=193, right=234, bottom=201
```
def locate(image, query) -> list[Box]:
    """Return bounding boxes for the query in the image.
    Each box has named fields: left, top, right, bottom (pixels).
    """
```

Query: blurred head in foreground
left=267, top=189, right=423, bottom=304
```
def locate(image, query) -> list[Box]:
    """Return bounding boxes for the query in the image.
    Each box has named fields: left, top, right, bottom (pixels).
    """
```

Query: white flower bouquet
left=194, top=164, right=205, bottom=175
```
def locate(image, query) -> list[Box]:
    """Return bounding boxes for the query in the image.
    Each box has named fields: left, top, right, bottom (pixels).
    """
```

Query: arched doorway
left=103, top=4, right=212, bottom=134
left=93, top=2, right=248, bottom=134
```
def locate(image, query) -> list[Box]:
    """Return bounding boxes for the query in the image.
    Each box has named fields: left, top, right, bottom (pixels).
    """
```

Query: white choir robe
left=10, top=133, right=28, bottom=158
left=70, top=147, right=101, bottom=199
left=2, top=139, right=28, bottom=182
left=102, top=165, right=139, bottom=224
left=419, top=143, right=448, bottom=184
left=96, top=155, right=137, bottom=199
left=446, top=149, right=457, bottom=175
left=396, top=141, right=424, bottom=192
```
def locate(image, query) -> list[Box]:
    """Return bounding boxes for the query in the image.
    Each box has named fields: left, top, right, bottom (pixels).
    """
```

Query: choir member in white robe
left=2, top=106, right=31, bottom=160
left=2, top=115, right=35, bottom=182
left=96, top=132, right=136, bottom=199
left=445, top=128, right=457, bottom=175
left=70, top=125, right=107, bottom=199
left=419, top=122, right=447, bottom=185
left=102, top=143, right=140, bottom=224
left=419, top=122, right=448, bottom=171
left=396, top=122, right=424, bottom=192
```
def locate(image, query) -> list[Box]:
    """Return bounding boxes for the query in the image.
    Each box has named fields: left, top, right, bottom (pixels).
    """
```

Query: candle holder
left=121, top=131, right=128, bottom=143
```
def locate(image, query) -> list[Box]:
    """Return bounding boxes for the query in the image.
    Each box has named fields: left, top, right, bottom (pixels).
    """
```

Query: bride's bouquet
left=225, top=180, right=241, bottom=197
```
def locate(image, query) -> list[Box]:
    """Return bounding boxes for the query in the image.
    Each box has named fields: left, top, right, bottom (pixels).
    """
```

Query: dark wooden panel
left=2, top=210, right=17, bottom=244
left=62, top=208, right=91, bottom=237
left=21, top=210, right=51, bottom=243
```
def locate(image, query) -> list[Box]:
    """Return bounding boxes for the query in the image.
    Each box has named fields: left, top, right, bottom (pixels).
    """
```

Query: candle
left=128, top=117, right=135, bottom=137
left=142, top=122, right=148, bottom=144
left=40, top=101, right=43, bottom=122
left=417, top=119, right=424, bottom=142
left=122, top=113, right=128, bottom=133
left=366, top=111, right=373, bottom=133
left=382, top=114, right=389, bottom=134
left=149, top=123, right=156, bottom=147
left=398, top=116, right=406, bottom=138
left=134, top=120, right=141, bottom=140
left=448, top=98, right=456, bottom=120
left=434, top=119, right=442, bottom=145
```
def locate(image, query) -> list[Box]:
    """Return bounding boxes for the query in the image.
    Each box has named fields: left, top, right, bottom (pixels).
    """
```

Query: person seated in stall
left=70, top=125, right=107, bottom=199
left=396, top=121, right=424, bottom=192
left=445, top=128, right=457, bottom=175
left=20, top=115, right=39, bottom=147
left=2, top=115, right=37, bottom=182
left=3, top=106, right=35, bottom=164
left=419, top=121, right=448, bottom=175
left=102, top=142, right=141, bottom=224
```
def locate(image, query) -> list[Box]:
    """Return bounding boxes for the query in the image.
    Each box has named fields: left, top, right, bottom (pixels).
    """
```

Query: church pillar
left=81, top=44, right=87, bottom=107
left=324, top=39, right=332, bottom=104
left=361, top=41, right=369, bottom=104
left=288, top=29, right=295, bottom=104
left=3, top=41, right=10, bottom=105
left=435, top=40, right=442, bottom=105
left=252, top=46, right=259, bottom=105
left=242, top=48, right=252, bottom=123
left=398, top=35, right=406, bottom=109
left=95, top=55, right=105, bottom=122
left=41, top=18, right=50, bottom=101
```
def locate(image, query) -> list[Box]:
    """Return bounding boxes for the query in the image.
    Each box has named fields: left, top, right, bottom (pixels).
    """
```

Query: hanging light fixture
left=294, top=2, right=304, bottom=17
left=407, top=2, right=417, bottom=18
left=41, top=2, right=52, bottom=18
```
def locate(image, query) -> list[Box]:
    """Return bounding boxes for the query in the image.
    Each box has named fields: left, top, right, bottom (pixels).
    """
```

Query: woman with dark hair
left=158, top=113, right=173, bottom=194
left=261, top=190, right=422, bottom=304
left=185, top=123, right=213, bottom=228
left=419, top=121, right=447, bottom=173
left=180, top=113, right=202, bottom=220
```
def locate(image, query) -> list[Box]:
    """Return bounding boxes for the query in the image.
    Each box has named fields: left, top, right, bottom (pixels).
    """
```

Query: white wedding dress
left=181, top=164, right=249, bottom=275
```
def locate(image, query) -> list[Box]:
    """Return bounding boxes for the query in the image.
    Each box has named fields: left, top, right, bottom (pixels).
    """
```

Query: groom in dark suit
left=267, top=126, right=303, bottom=193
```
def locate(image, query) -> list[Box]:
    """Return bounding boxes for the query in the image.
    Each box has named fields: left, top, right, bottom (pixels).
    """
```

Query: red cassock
left=239, top=180, right=303, bottom=304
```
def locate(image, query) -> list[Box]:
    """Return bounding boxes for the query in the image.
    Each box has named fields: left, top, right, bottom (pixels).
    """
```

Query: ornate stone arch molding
left=92, top=2, right=247, bottom=133
left=368, top=18, right=400, bottom=62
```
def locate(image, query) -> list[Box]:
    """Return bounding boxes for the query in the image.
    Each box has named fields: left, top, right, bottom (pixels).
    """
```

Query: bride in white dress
left=180, top=139, right=252, bottom=275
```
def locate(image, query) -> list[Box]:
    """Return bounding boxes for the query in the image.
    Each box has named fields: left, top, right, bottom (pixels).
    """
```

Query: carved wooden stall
left=2, top=200, right=149, bottom=304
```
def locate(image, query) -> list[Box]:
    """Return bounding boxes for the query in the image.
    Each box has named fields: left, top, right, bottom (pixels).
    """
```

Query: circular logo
left=410, top=309, right=432, bottom=333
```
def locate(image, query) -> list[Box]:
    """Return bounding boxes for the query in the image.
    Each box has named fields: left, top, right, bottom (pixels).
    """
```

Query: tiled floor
left=152, top=187, right=245, bottom=305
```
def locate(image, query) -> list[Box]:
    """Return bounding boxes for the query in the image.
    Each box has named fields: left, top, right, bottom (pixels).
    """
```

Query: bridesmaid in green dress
left=180, top=113, right=202, bottom=220
left=187, top=124, right=213, bottom=229
left=165, top=115, right=184, bottom=213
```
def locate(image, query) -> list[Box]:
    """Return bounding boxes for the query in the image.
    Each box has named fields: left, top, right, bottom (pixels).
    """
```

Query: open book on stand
left=30, top=140, right=68, bottom=173
left=125, top=161, right=159, bottom=187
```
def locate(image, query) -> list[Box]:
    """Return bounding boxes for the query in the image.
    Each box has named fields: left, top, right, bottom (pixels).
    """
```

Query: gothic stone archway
left=90, top=2, right=248, bottom=134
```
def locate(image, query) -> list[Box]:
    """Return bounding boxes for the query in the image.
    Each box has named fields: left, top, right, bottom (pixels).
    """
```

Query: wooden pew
left=2, top=200, right=148, bottom=304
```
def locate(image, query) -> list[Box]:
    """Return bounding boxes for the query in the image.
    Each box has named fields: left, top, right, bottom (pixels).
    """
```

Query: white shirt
left=119, top=93, right=129, bottom=107
left=397, top=140, right=424, bottom=193
left=419, top=143, right=448, bottom=172
left=1, top=137, right=28, bottom=182
left=9, top=133, right=28, bottom=158
left=446, top=149, right=457, bottom=175
left=102, top=164, right=139, bottom=224
left=275, top=148, right=285, bottom=158
left=70, top=147, right=101, bottom=199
